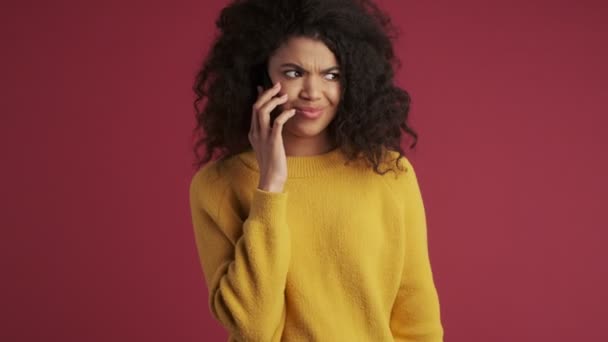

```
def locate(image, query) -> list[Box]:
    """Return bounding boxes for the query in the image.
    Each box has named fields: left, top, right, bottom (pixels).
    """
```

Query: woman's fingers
left=252, top=83, right=282, bottom=139
left=249, top=85, right=270, bottom=142
left=256, top=82, right=282, bottom=105
left=250, top=82, right=294, bottom=157
left=258, top=93, right=288, bottom=137
left=272, top=108, right=297, bottom=141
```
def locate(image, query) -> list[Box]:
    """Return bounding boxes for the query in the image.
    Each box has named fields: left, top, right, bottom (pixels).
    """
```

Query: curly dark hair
left=191, top=0, right=418, bottom=175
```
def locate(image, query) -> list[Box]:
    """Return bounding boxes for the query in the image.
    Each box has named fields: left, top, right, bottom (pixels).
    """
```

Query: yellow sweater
left=189, top=147, right=444, bottom=341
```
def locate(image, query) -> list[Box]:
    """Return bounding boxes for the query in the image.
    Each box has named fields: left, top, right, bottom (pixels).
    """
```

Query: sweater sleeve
left=189, top=169, right=290, bottom=341
left=389, top=158, right=444, bottom=342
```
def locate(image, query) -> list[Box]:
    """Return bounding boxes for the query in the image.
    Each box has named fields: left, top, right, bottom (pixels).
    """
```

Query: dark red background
left=2, top=0, right=606, bottom=341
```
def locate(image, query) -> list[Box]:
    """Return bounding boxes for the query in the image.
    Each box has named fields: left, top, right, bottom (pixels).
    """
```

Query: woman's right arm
left=190, top=81, right=296, bottom=340
left=189, top=170, right=290, bottom=341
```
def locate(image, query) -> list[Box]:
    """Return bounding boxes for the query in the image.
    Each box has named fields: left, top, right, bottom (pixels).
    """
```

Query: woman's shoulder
left=190, top=160, right=221, bottom=189
left=191, top=150, right=250, bottom=184
left=189, top=154, right=243, bottom=206
left=381, top=148, right=415, bottom=176
left=190, top=149, right=256, bottom=194
left=374, top=148, right=422, bottom=199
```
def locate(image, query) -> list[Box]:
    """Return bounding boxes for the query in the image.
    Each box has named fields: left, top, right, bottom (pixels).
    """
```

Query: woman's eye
left=283, top=70, right=340, bottom=81
left=326, top=73, right=340, bottom=81
left=284, top=70, right=301, bottom=78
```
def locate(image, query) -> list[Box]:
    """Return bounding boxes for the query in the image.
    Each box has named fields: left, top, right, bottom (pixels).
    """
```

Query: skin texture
left=250, top=36, right=343, bottom=192
left=267, top=36, right=342, bottom=157
left=249, top=82, right=295, bottom=192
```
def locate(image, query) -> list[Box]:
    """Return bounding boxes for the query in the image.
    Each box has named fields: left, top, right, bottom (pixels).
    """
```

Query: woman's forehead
left=270, top=36, right=338, bottom=69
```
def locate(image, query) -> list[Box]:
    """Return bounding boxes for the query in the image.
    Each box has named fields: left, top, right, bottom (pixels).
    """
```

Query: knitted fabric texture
left=189, top=147, right=444, bottom=341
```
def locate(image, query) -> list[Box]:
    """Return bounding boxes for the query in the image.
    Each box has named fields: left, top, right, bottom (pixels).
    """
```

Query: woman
left=189, top=0, right=444, bottom=340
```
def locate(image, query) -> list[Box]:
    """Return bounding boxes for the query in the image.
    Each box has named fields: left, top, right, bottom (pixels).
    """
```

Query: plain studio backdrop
left=1, top=0, right=606, bottom=341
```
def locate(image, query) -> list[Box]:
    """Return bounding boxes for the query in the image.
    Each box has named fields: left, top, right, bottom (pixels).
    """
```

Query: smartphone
left=260, top=68, right=282, bottom=127
left=261, top=68, right=274, bottom=91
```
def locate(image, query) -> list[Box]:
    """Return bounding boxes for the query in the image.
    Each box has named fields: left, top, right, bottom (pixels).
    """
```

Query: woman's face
left=267, top=36, right=341, bottom=140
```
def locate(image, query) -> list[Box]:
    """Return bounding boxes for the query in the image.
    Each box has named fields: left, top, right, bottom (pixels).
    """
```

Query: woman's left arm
left=389, top=157, right=444, bottom=342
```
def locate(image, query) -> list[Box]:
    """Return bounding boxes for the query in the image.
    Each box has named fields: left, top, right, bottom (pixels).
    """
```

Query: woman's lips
left=295, top=107, right=324, bottom=119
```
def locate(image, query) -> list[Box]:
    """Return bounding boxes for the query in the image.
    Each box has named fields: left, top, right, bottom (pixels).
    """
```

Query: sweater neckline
left=237, top=147, right=347, bottom=178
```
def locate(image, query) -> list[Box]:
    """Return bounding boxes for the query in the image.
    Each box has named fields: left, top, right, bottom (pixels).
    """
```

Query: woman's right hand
left=249, top=82, right=297, bottom=193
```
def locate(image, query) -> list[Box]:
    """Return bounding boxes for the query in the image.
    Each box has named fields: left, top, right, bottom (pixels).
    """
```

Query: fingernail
left=274, top=82, right=280, bottom=88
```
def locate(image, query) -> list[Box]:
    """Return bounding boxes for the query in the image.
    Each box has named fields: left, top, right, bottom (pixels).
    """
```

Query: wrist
left=258, top=180, right=284, bottom=193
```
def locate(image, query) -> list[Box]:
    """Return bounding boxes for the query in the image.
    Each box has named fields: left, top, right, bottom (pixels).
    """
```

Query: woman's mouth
left=295, top=107, right=325, bottom=119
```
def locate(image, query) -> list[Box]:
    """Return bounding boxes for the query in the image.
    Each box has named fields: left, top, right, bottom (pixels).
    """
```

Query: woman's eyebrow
left=280, top=63, right=340, bottom=73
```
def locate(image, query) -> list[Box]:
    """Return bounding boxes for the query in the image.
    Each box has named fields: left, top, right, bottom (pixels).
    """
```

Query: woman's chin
left=284, top=121, right=328, bottom=138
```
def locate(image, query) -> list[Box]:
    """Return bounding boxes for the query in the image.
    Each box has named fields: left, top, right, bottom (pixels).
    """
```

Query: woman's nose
left=299, top=76, right=323, bottom=101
